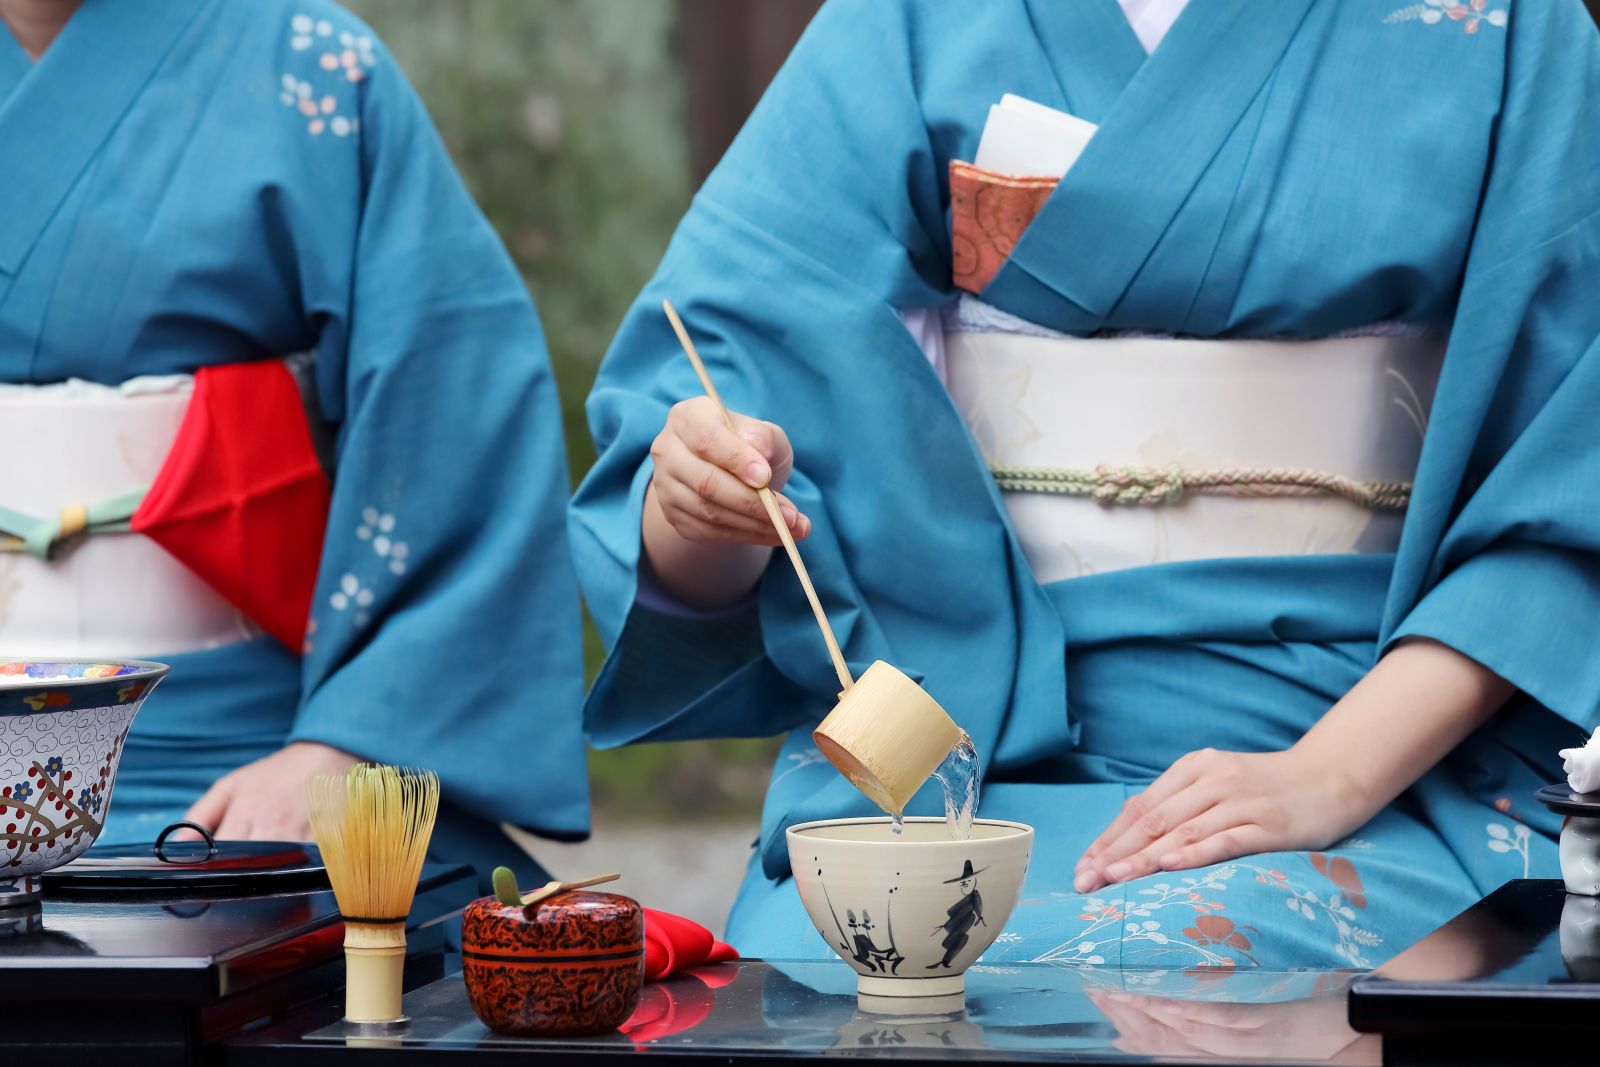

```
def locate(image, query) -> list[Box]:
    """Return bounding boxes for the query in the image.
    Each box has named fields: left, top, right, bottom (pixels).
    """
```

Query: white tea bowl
left=0, top=660, right=168, bottom=906
left=787, top=816, right=1033, bottom=997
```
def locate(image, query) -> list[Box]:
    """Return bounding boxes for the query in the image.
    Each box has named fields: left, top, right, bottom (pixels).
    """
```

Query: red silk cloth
left=620, top=909, right=738, bottom=1043
left=949, top=160, right=1058, bottom=294
left=131, top=361, right=330, bottom=651
left=642, top=907, right=739, bottom=981
left=622, top=979, right=721, bottom=1044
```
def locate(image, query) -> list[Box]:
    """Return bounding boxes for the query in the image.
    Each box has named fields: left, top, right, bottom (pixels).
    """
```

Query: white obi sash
left=0, top=376, right=259, bottom=659
left=943, top=322, right=1445, bottom=583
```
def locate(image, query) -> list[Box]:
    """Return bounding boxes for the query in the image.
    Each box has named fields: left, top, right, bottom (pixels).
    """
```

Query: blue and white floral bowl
left=0, top=660, right=168, bottom=906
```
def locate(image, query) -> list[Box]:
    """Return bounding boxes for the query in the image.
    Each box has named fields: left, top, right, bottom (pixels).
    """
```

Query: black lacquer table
left=225, top=959, right=1379, bottom=1067
left=11, top=877, right=1594, bottom=1066
left=0, top=860, right=472, bottom=1064
left=1351, top=878, right=1600, bottom=1066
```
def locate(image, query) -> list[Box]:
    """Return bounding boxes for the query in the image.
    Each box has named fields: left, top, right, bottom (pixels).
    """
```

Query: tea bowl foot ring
left=858, top=973, right=965, bottom=998
left=0, top=875, right=41, bottom=910
left=855, top=990, right=967, bottom=1017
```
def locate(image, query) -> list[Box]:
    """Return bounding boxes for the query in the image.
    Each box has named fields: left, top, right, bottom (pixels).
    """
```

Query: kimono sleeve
left=569, top=0, right=950, bottom=750
left=569, top=0, right=1073, bottom=859
left=289, top=39, right=589, bottom=838
left=1384, top=0, right=1600, bottom=727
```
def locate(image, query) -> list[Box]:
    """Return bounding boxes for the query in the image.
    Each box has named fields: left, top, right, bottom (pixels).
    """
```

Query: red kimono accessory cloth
left=131, top=360, right=330, bottom=651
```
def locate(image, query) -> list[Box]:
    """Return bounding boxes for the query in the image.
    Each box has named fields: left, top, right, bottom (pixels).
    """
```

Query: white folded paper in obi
left=1562, top=735, right=1600, bottom=795
left=972, top=94, right=1098, bottom=179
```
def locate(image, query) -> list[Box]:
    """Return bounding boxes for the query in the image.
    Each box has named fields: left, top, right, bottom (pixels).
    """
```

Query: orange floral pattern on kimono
left=1309, top=852, right=1367, bottom=908
left=948, top=162, right=1057, bottom=294
left=1018, top=849, right=1382, bottom=970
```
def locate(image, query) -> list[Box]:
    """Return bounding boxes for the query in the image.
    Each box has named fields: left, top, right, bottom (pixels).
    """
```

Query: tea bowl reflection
left=0, top=660, right=168, bottom=907
left=787, top=817, right=1033, bottom=997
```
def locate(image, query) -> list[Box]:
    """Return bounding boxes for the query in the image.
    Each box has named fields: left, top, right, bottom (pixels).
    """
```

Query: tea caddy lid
left=465, top=890, right=644, bottom=951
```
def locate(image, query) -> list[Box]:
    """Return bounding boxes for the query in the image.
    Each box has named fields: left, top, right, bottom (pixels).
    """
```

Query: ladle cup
left=813, top=661, right=965, bottom=816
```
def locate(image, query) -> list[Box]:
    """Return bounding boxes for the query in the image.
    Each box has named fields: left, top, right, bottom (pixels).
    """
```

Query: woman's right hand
left=647, top=396, right=809, bottom=546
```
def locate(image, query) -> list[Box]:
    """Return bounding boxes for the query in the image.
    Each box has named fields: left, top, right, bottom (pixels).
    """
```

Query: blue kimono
left=572, top=0, right=1600, bottom=967
left=1, top=0, right=587, bottom=881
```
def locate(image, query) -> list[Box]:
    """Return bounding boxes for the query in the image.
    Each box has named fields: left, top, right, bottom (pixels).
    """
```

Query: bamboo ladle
left=662, top=301, right=964, bottom=816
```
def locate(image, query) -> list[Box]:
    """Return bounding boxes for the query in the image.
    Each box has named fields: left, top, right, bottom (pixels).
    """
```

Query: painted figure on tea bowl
left=930, top=861, right=987, bottom=970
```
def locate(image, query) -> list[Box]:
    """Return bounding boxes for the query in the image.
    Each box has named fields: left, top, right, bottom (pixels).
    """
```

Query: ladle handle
left=662, top=299, right=854, bottom=693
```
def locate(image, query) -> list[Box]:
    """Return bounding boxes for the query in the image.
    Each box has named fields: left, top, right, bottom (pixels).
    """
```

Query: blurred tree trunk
left=679, top=0, right=824, bottom=184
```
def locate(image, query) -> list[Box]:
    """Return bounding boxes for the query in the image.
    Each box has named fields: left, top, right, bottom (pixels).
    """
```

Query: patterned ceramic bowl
left=0, top=660, right=168, bottom=906
left=461, top=890, right=645, bottom=1035
left=787, top=817, right=1033, bottom=998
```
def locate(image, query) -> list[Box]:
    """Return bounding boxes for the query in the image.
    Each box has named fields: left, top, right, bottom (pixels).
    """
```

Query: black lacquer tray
left=42, top=825, right=328, bottom=895
left=45, top=826, right=329, bottom=894
left=2, top=854, right=473, bottom=1065
left=1534, top=783, right=1600, bottom=818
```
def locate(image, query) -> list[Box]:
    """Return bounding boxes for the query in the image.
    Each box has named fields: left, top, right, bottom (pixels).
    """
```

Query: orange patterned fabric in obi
left=949, top=161, right=1058, bottom=294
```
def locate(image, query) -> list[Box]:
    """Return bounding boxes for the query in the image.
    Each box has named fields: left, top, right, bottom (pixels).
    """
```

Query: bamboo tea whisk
left=661, top=301, right=965, bottom=817
left=307, top=764, right=440, bottom=1028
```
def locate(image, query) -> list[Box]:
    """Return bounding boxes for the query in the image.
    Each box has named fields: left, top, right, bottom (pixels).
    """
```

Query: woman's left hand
left=1073, top=747, right=1368, bottom=893
left=182, top=741, right=362, bottom=841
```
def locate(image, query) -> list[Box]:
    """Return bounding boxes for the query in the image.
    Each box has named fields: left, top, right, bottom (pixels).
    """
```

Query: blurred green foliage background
left=347, top=0, right=780, bottom=821
left=346, top=0, right=684, bottom=485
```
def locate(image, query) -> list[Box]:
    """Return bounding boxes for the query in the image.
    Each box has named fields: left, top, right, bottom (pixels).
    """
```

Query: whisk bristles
left=308, top=764, right=439, bottom=921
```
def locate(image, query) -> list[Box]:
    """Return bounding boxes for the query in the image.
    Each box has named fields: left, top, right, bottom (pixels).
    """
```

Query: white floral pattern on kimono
left=279, top=11, right=377, bottom=137
left=1385, top=0, right=1509, bottom=33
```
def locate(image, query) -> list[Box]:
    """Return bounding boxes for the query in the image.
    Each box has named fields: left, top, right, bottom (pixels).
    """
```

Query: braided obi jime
left=990, top=464, right=1411, bottom=511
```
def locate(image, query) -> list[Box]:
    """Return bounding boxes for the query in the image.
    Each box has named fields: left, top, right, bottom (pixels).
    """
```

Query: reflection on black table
left=1364, top=880, right=1588, bottom=988
left=1348, top=880, right=1600, bottom=1063
left=281, top=959, right=1378, bottom=1064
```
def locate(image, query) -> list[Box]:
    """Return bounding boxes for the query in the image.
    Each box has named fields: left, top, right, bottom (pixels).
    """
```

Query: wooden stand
left=812, top=661, right=965, bottom=816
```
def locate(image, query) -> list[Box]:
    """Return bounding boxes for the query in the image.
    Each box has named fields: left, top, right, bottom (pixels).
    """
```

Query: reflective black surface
left=1350, top=879, right=1600, bottom=1032
left=2, top=859, right=471, bottom=1064
left=2, top=859, right=470, bottom=1001
left=45, top=837, right=327, bottom=893
left=229, top=961, right=1378, bottom=1065
left=1534, top=783, right=1600, bottom=819
left=1347, top=879, right=1600, bottom=1064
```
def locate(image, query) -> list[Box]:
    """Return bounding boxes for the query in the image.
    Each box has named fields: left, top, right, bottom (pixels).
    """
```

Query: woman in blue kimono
left=0, top=0, right=586, bottom=883
left=573, top=0, right=1600, bottom=967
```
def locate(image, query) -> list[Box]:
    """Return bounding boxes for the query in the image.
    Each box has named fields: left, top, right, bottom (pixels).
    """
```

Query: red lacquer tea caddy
left=461, top=889, right=645, bottom=1035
